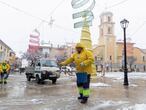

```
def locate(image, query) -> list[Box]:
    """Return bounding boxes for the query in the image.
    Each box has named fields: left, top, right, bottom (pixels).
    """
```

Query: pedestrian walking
left=0, top=61, right=10, bottom=84
left=106, top=63, right=109, bottom=72
left=101, top=63, right=105, bottom=77
left=60, top=43, right=94, bottom=104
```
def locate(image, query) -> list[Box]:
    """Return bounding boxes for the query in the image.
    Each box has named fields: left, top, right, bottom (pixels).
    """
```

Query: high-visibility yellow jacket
left=6, top=63, right=10, bottom=72
left=0, top=64, right=2, bottom=73
left=61, top=43, right=94, bottom=74
left=0, top=63, right=10, bottom=73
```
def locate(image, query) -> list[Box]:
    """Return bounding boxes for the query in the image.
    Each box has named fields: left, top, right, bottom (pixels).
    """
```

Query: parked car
left=25, top=59, right=60, bottom=84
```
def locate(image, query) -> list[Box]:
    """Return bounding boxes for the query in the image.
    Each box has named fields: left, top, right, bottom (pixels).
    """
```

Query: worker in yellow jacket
left=0, top=61, right=10, bottom=84
left=60, top=43, right=94, bottom=104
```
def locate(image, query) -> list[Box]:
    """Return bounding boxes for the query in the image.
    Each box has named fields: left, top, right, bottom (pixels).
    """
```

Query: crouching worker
left=60, top=43, right=94, bottom=104
left=0, top=61, right=10, bottom=84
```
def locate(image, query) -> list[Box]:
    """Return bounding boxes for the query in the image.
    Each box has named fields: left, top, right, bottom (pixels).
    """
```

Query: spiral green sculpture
left=71, top=0, right=95, bottom=28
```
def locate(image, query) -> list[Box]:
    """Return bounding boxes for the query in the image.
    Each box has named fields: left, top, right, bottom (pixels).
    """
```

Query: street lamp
left=120, top=19, right=129, bottom=86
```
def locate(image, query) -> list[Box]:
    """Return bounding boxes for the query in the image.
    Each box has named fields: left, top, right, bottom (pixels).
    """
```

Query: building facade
left=39, top=44, right=67, bottom=61
left=0, top=39, right=15, bottom=62
left=93, top=11, right=146, bottom=72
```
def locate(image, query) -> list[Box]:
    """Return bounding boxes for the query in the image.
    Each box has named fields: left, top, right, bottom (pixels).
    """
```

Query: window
left=108, top=16, right=111, bottom=22
left=108, top=27, right=112, bottom=34
left=41, top=60, right=58, bottom=67
left=144, top=65, right=146, bottom=71
left=110, top=56, right=112, bottom=60
left=9, top=52, right=12, bottom=57
left=101, top=29, right=103, bottom=36
left=143, top=56, right=145, bottom=61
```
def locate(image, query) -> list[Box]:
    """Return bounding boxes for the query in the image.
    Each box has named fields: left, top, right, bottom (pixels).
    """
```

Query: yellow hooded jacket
left=0, top=63, right=10, bottom=73
left=0, top=64, right=2, bottom=74
left=61, top=43, right=94, bottom=74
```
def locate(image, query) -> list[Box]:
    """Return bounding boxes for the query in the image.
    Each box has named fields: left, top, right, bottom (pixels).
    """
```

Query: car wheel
left=26, top=73, right=28, bottom=78
left=27, top=75, right=31, bottom=81
left=36, top=75, right=41, bottom=84
left=52, top=79, right=57, bottom=84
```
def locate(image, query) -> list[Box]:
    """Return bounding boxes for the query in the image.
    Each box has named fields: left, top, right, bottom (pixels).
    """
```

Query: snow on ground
left=118, top=104, right=146, bottom=110
left=89, top=100, right=129, bottom=110
left=58, top=76, right=71, bottom=80
left=104, top=72, right=146, bottom=80
left=129, top=84, right=138, bottom=87
left=90, top=83, right=111, bottom=87
left=31, top=99, right=44, bottom=104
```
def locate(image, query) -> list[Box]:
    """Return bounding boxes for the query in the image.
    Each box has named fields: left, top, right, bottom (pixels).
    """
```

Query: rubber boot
left=4, top=80, right=7, bottom=84
left=80, top=97, right=88, bottom=104
left=0, top=78, right=4, bottom=84
left=78, top=94, right=83, bottom=100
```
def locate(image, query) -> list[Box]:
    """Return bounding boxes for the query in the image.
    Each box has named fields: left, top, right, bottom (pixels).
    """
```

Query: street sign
left=71, top=0, right=95, bottom=28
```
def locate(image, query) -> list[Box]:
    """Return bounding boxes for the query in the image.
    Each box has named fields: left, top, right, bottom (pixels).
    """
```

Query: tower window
left=108, top=27, right=112, bottom=34
left=108, top=16, right=111, bottom=22
left=101, top=29, right=103, bottom=36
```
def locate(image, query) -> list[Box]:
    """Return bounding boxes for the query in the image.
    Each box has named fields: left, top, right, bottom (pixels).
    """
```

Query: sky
left=0, top=0, right=146, bottom=56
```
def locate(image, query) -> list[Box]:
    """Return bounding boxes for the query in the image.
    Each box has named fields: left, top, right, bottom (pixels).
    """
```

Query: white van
left=25, top=59, right=60, bottom=84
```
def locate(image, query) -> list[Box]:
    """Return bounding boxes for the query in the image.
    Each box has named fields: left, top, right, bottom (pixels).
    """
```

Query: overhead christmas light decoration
left=71, top=0, right=95, bottom=28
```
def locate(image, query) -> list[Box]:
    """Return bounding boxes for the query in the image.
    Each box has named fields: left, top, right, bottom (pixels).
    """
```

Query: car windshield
left=41, top=60, right=58, bottom=67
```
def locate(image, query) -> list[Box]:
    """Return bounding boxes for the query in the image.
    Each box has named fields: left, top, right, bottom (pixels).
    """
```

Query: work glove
left=80, top=62, right=85, bottom=67
left=59, top=62, right=65, bottom=66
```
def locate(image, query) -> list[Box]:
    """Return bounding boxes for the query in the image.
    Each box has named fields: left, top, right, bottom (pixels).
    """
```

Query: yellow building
left=93, top=11, right=146, bottom=72
left=9, top=51, right=16, bottom=66
left=0, top=39, right=14, bottom=62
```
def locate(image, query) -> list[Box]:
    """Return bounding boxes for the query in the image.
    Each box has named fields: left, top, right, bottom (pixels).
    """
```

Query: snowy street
left=1, top=0, right=146, bottom=110
left=0, top=72, right=146, bottom=110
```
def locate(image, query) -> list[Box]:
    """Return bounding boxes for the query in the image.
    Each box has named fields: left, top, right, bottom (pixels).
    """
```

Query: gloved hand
left=80, top=62, right=85, bottom=67
left=59, top=62, right=65, bottom=66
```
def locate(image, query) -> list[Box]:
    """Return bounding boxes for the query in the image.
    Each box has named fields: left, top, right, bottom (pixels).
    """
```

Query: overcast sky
left=0, top=0, right=146, bottom=56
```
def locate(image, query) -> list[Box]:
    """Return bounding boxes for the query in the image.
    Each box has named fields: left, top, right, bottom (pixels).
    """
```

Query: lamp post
left=120, top=19, right=129, bottom=86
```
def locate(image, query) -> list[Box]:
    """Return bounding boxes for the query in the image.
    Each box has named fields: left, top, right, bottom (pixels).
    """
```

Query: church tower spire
left=98, top=11, right=116, bottom=63
left=98, top=11, right=115, bottom=45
